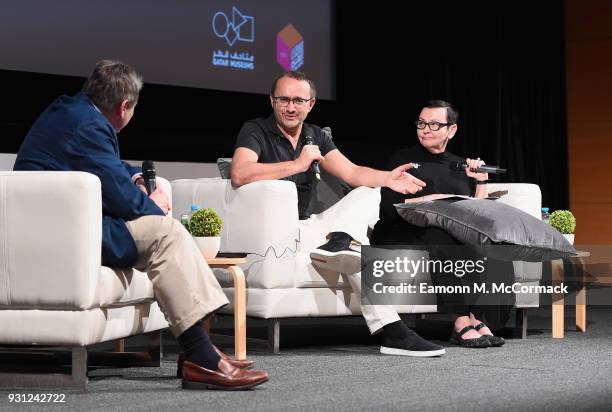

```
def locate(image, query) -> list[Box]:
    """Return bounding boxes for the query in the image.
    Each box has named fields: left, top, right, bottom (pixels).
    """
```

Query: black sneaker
left=380, top=328, right=446, bottom=357
left=310, top=232, right=361, bottom=275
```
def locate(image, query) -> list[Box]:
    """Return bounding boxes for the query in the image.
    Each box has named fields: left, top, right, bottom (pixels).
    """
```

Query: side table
left=551, top=251, right=590, bottom=338
left=205, top=257, right=247, bottom=360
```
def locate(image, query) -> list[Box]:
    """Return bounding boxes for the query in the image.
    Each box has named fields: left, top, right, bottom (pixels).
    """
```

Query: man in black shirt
left=232, top=113, right=336, bottom=220
left=231, top=71, right=447, bottom=357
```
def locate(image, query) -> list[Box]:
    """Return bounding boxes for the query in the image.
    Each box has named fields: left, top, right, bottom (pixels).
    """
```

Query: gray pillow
left=395, top=198, right=576, bottom=262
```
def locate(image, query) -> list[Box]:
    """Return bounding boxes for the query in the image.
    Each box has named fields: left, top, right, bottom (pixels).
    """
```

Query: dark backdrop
left=0, top=1, right=568, bottom=209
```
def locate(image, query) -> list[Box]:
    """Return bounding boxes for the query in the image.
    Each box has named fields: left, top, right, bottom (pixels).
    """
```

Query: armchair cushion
left=172, top=178, right=301, bottom=289
left=215, top=157, right=352, bottom=215
left=0, top=171, right=101, bottom=309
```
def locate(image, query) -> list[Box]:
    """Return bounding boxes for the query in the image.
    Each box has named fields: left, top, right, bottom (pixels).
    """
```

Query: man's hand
left=149, top=186, right=171, bottom=215
left=295, top=144, right=324, bottom=172
left=464, top=157, right=488, bottom=181
left=134, top=176, right=147, bottom=194
left=386, top=163, right=426, bottom=194
left=135, top=177, right=171, bottom=213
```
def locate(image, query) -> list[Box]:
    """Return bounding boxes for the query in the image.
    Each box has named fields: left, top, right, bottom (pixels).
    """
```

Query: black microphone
left=304, top=135, right=321, bottom=180
left=450, top=161, right=507, bottom=174
left=142, top=160, right=157, bottom=195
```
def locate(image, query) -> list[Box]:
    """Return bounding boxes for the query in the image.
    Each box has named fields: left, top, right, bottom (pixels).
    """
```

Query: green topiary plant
left=549, top=210, right=576, bottom=234
left=188, top=208, right=223, bottom=237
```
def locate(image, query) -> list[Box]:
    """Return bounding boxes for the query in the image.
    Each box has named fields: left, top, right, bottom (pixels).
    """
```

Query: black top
left=372, top=144, right=476, bottom=243
left=235, top=114, right=337, bottom=219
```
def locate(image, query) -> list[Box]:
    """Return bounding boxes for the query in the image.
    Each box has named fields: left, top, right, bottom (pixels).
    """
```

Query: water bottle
left=182, top=204, right=199, bottom=231
left=190, top=204, right=199, bottom=217
left=180, top=214, right=190, bottom=230
left=541, top=207, right=550, bottom=224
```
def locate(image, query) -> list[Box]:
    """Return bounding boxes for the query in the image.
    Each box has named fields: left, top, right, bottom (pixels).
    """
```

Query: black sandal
left=474, top=322, right=505, bottom=347
left=449, top=325, right=490, bottom=348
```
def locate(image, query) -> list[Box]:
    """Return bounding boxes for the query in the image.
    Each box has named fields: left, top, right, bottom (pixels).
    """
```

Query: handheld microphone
left=304, top=135, right=321, bottom=180
left=142, top=160, right=157, bottom=195
left=450, top=161, right=507, bottom=174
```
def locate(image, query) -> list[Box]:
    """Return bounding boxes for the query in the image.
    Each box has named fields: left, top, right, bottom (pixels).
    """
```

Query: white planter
left=193, top=236, right=221, bottom=259
left=563, top=234, right=575, bottom=245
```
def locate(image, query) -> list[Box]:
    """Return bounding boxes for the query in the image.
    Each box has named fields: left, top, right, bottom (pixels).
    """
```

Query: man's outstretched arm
left=321, top=149, right=426, bottom=195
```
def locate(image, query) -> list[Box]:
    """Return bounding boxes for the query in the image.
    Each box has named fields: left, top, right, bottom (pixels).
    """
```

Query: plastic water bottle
left=190, top=204, right=199, bottom=217
left=182, top=205, right=199, bottom=232
left=180, top=214, right=190, bottom=230
left=541, top=207, right=550, bottom=224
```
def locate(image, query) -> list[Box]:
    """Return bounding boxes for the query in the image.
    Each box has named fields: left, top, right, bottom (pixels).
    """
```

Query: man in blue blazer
left=14, top=83, right=164, bottom=268
left=14, top=60, right=268, bottom=390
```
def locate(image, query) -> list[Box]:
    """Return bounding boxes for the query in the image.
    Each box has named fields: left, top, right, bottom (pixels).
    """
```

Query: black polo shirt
left=235, top=114, right=337, bottom=219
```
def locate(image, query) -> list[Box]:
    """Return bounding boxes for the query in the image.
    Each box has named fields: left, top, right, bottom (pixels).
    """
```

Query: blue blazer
left=14, top=92, right=164, bottom=267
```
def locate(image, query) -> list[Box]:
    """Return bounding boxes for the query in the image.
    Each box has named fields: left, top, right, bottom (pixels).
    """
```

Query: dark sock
left=177, top=319, right=220, bottom=370
left=382, top=320, right=411, bottom=339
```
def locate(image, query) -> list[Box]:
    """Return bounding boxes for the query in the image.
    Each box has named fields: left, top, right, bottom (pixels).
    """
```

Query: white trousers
left=300, top=187, right=401, bottom=334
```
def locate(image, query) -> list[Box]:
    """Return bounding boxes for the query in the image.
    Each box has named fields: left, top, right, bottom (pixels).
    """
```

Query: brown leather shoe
left=181, top=359, right=268, bottom=390
left=177, top=347, right=255, bottom=378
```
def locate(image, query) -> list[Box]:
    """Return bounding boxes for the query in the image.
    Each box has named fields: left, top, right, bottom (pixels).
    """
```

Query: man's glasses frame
left=272, top=96, right=313, bottom=107
left=415, top=120, right=452, bottom=131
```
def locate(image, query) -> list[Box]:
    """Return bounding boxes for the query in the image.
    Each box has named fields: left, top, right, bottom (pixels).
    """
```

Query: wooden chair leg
left=229, top=265, right=247, bottom=360
left=88, top=331, right=162, bottom=367
left=115, top=338, right=125, bottom=352
left=113, top=332, right=160, bottom=362
left=552, top=259, right=565, bottom=338
left=576, top=257, right=587, bottom=332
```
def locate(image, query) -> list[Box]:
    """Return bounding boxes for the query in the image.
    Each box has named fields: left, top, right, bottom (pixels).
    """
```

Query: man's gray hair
left=82, top=60, right=143, bottom=111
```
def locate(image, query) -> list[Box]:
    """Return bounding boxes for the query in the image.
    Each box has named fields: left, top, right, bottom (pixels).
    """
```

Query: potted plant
left=188, top=208, right=223, bottom=258
left=549, top=210, right=576, bottom=245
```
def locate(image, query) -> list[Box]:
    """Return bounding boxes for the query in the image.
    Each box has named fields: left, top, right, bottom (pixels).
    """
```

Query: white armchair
left=172, top=178, right=543, bottom=351
left=0, top=171, right=171, bottom=390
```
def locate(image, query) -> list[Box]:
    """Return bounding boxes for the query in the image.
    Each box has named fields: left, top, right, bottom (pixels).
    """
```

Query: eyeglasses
left=272, top=96, right=313, bottom=107
left=415, top=120, right=451, bottom=131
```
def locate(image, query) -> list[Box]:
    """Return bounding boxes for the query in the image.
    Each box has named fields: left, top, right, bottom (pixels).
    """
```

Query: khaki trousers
left=125, top=215, right=229, bottom=336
